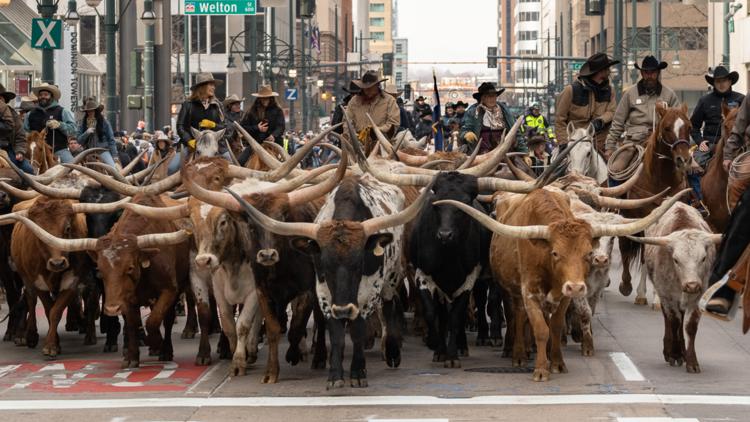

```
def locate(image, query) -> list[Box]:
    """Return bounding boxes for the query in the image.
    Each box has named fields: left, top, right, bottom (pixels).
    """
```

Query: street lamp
left=63, top=0, right=80, bottom=24
left=316, top=79, right=324, bottom=88
left=85, top=0, right=101, bottom=7
left=288, top=68, right=297, bottom=78
left=142, top=0, right=156, bottom=132
left=672, top=52, right=681, bottom=69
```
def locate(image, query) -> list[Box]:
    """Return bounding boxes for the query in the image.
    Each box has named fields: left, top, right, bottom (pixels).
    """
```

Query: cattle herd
left=0, top=105, right=721, bottom=389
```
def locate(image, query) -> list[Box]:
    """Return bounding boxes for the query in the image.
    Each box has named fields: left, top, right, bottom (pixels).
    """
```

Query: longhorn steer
left=436, top=188, right=688, bottom=381
left=628, top=202, right=721, bottom=373
left=237, top=173, right=431, bottom=389
left=0, top=169, right=26, bottom=343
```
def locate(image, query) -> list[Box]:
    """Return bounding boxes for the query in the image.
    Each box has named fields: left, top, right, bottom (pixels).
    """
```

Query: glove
left=464, top=132, right=478, bottom=144
left=199, top=119, right=216, bottom=129
left=46, top=119, right=61, bottom=130
left=523, top=156, right=533, bottom=167
left=591, top=118, right=604, bottom=132
left=85, top=127, right=96, bottom=135
left=357, top=126, right=372, bottom=143
left=187, top=139, right=197, bottom=150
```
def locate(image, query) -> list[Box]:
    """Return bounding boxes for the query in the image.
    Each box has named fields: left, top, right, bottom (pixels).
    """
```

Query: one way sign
left=285, top=88, right=298, bottom=101
left=32, top=18, right=63, bottom=50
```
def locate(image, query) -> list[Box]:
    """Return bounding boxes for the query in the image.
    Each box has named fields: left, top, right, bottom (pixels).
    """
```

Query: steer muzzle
left=437, top=229, right=454, bottom=243
left=682, top=281, right=702, bottom=294
left=562, top=281, right=588, bottom=298
left=46, top=256, right=69, bottom=272
left=330, top=303, right=360, bottom=320
left=194, top=253, right=219, bottom=270
left=592, top=254, right=609, bottom=268
left=256, top=248, right=280, bottom=266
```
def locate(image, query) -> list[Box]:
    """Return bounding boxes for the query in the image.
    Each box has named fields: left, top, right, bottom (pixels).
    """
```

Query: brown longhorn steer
left=436, top=188, right=688, bottom=381
left=701, top=104, right=738, bottom=233
left=619, top=103, right=693, bottom=305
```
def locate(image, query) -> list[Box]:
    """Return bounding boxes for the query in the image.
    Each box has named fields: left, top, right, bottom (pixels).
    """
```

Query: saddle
left=607, top=143, right=645, bottom=181
left=727, top=151, right=750, bottom=212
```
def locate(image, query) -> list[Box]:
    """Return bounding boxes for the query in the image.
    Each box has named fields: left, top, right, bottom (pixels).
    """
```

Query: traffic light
left=404, top=83, right=412, bottom=100
left=382, top=53, right=394, bottom=76
left=487, top=47, right=498, bottom=69
left=585, top=0, right=604, bottom=16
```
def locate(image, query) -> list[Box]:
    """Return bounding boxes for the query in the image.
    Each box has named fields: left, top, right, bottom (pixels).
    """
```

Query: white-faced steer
left=236, top=173, right=430, bottom=389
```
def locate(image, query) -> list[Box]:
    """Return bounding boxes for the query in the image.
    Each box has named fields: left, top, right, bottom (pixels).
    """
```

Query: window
left=190, top=16, right=207, bottom=54
left=519, top=0, right=540, bottom=3
left=369, top=3, right=385, bottom=12
left=519, top=31, right=538, bottom=41
left=98, top=16, right=106, bottom=54
left=519, top=12, right=540, bottom=22
left=370, top=17, right=385, bottom=27
left=79, top=16, right=96, bottom=54
left=371, top=31, right=385, bottom=41
left=395, top=43, right=403, bottom=53
left=172, top=15, right=185, bottom=55
left=518, top=49, right=537, bottom=55
left=210, top=16, right=226, bottom=54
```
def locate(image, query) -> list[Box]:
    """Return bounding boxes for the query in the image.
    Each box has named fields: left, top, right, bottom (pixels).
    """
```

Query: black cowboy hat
left=706, top=65, right=739, bottom=86
left=342, top=81, right=361, bottom=94
left=0, top=84, right=16, bottom=103
left=634, top=55, right=668, bottom=71
left=352, top=71, right=388, bottom=90
left=472, top=82, right=505, bottom=101
left=454, top=100, right=469, bottom=109
left=415, top=96, right=427, bottom=102
left=578, top=53, right=620, bottom=77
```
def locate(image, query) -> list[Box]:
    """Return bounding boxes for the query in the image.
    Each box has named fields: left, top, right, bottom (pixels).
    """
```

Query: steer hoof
left=458, top=348, right=469, bottom=357
left=83, top=333, right=97, bottom=346
left=195, top=355, right=211, bottom=366
left=14, top=336, right=26, bottom=347
left=444, top=358, right=461, bottom=368
left=181, top=329, right=196, bottom=340
left=286, top=347, right=302, bottom=366
left=619, top=282, right=633, bottom=297
left=532, top=368, right=550, bottom=382
left=634, top=297, right=648, bottom=306
left=512, top=357, right=526, bottom=368
left=103, top=343, right=118, bottom=353
left=311, top=354, right=327, bottom=370
left=42, top=343, right=60, bottom=358
left=385, top=337, right=401, bottom=368
left=490, top=337, right=503, bottom=348
left=230, top=359, right=247, bottom=377
left=326, top=379, right=345, bottom=390
left=686, top=362, right=701, bottom=373
left=261, top=371, right=279, bottom=384
left=432, top=352, right=446, bottom=363
left=26, top=332, right=39, bottom=348
left=149, top=347, right=159, bottom=356
left=550, top=362, right=568, bottom=374
left=350, top=377, right=368, bottom=388
left=159, top=351, right=173, bottom=362
left=121, top=358, right=140, bottom=369
left=581, top=344, right=594, bottom=357
left=669, top=357, right=684, bottom=367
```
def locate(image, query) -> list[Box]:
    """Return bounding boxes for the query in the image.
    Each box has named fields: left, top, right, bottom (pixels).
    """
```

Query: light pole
left=289, top=0, right=295, bottom=131
left=142, top=0, right=156, bottom=133
left=85, top=0, right=118, bottom=128
left=724, top=2, right=743, bottom=67
left=36, top=0, right=58, bottom=83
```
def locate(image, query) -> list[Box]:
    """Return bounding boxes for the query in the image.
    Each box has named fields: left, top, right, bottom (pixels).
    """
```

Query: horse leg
left=618, top=237, right=634, bottom=297
left=635, top=264, right=649, bottom=305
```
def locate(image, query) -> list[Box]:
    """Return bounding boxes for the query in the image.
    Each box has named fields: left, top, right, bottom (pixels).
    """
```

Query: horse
left=26, top=129, right=58, bottom=174
left=619, top=103, right=693, bottom=305
left=551, top=123, right=608, bottom=184
left=701, top=103, right=739, bottom=233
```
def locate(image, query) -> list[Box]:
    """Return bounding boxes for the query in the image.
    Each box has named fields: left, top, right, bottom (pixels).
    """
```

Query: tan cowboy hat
left=191, top=73, right=223, bottom=91
left=0, top=84, right=16, bottom=103
left=352, top=71, right=388, bottom=90
left=223, top=94, right=245, bottom=107
left=32, top=82, right=61, bottom=101
left=81, top=98, right=104, bottom=112
left=383, top=83, right=402, bottom=97
left=251, top=85, right=279, bottom=98
left=151, top=130, right=170, bottom=143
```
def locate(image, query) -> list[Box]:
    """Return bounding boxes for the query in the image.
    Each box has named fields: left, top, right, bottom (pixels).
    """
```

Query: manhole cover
left=464, top=366, right=534, bottom=374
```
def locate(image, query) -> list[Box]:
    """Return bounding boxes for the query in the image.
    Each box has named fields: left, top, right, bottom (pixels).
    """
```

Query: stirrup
left=699, top=273, right=740, bottom=321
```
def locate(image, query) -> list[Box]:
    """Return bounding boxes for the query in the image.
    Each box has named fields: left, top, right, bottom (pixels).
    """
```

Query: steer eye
left=126, top=265, right=135, bottom=275
left=551, top=250, right=560, bottom=260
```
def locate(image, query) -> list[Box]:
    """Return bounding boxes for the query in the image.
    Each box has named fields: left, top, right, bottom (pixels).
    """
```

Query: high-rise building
left=393, top=38, right=408, bottom=89
left=367, top=0, right=394, bottom=57
left=497, top=0, right=545, bottom=104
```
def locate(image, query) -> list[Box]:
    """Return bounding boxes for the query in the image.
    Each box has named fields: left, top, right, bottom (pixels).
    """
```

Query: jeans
left=687, top=173, right=703, bottom=201
left=4, top=147, right=34, bottom=174
left=55, top=149, right=116, bottom=167
left=167, top=151, right=182, bottom=175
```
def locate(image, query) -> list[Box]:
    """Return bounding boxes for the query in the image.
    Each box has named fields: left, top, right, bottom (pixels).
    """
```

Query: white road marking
left=610, top=352, right=646, bottom=381
left=617, top=419, right=699, bottom=422
left=0, top=394, right=749, bottom=409
left=369, top=420, right=449, bottom=422
left=0, top=365, right=20, bottom=379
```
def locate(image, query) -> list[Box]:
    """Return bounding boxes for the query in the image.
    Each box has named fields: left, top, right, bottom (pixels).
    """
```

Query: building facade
left=708, top=1, right=750, bottom=94
left=393, top=38, right=407, bottom=89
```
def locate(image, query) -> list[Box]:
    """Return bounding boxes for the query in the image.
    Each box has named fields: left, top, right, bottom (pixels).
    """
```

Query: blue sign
left=285, top=88, right=298, bottom=101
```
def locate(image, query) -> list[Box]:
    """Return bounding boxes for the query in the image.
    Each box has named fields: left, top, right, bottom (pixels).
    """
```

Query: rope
left=727, top=150, right=750, bottom=212
left=607, top=143, right=645, bottom=181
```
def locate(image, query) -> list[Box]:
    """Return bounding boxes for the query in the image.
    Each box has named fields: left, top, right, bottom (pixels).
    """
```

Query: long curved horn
left=72, top=197, right=131, bottom=214
left=0, top=181, right=39, bottom=200
left=598, top=163, right=644, bottom=197
left=264, top=127, right=337, bottom=181
left=367, top=113, right=396, bottom=157
left=7, top=214, right=98, bottom=251
left=421, top=159, right=454, bottom=169
left=0, top=155, right=82, bottom=199
left=346, top=134, right=433, bottom=187
left=476, top=176, right=537, bottom=194
left=263, top=141, right=291, bottom=160
left=504, top=156, right=536, bottom=182
left=120, top=149, right=148, bottom=176
left=225, top=187, right=320, bottom=239
left=136, top=229, right=191, bottom=248
left=533, top=138, right=584, bottom=188
left=63, top=164, right=181, bottom=197
left=287, top=149, right=349, bottom=206
left=233, top=121, right=283, bottom=170
left=588, top=187, right=669, bottom=210
left=625, top=235, right=670, bottom=247
left=458, top=116, right=524, bottom=177
left=26, top=147, right=109, bottom=185
left=121, top=202, right=191, bottom=220
left=86, top=162, right=133, bottom=185
left=590, top=189, right=690, bottom=238
left=225, top=164, right=276, bottom=181
left=457, top=140, right=482, bottom=170
left=434, top=199, right=550, bottom=239
left=361, top=183, right=433, bottom=236
left=416, top=136, right=428, bottom=149
left=319, top=142, right=342, bottom=157
left=395, top=149, right=429, bottom=167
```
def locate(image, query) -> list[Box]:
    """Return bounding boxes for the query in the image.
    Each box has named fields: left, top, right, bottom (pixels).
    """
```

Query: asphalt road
left=0, top=247, right=749, bottom=422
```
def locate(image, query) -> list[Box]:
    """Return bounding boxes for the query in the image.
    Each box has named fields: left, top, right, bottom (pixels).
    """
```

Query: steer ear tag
left=140, top=259, right=151, bottom=268
left=373, top=242, right=385, bottom=257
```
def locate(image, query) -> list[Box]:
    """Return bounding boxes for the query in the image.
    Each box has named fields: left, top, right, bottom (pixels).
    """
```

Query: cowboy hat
left=445, top=102, right=455, bottom=109
left=384, top=83, right=402, bottom=97
left=634, top=55, right=668, bottom=71
left=454, top=100, right=469, bottom=109
left=472, top=82, right=505, bottom=101
left=32, top=82, right=61, bottom=101
left=706, top=65, right=739, bottom=86
left=251, top=85, right=279, bottom=98
left=415, top=96, right=427, bottom=102
left=352, top=71, right=388, bottom=90
left=0, top=84, right=16, bottom=103
left=342, top=81, right=361, bottom=95
left=81, top=98, right=104, bottom=112
left=223, top=94, right=245, bottom=107
left=579, top=53, right=620, bottom=77
left=151, top=130, right=170, bottom=143
left=190, top=73, right=223, bottom=91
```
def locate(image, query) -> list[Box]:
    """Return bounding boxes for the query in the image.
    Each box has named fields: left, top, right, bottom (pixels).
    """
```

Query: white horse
left=552, top=122, right=608, bottom=184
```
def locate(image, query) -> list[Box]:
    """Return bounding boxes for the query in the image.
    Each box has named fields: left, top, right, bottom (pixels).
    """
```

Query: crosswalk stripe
left=610, top=352, right=646, bottom=381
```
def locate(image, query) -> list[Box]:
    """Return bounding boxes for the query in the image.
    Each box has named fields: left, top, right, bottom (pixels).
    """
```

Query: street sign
left=569, top=62, right=584, bottom=71
left=31, top=18, right=63, bottom=49
left=182, top=0, right=256, bottom=15
left=285, top=88, right=298, bottom=102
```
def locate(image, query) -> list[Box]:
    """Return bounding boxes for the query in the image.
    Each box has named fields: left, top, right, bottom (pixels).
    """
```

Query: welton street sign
left=182, top=0, right=257, bottom=15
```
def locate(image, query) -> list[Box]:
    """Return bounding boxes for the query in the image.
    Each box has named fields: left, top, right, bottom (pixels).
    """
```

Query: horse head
left=28, top=129, right=57, bottom=174
left=556, top=122, right=608, bottom=184
left=653, top=102, right=692, bottom=173
left=190, top=127, right=227, bottom=159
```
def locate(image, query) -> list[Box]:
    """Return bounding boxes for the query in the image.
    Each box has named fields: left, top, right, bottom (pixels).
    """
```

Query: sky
left=395, top=0, right=497, bottom=79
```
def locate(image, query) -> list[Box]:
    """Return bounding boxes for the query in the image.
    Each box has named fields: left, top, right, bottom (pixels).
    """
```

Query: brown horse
left=27, top=129, right=58, bottom=174
left=701, top=103, right=738, bottom=233
left=619, top=103, right=693, bottom=303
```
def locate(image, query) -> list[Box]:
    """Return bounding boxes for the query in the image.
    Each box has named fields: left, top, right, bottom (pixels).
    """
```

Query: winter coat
left=724, top=95, right=750, bottom=161
left=78, top=117, right=118, bottom=159
left=690, top=89, right=744, bottom=144
left=412, top=102, right=431, bottom=123
left=24, top=101, right=77, bottom=152
left=459, top=102, right=525, bottom=152
left=239, top=103, right=285, bottom=145
left=605, top=80, right=680, bottom=154
left=399, top=105, right=412, bottom=132
left=176, top=97, right=226, bottom=144
left=415, top=118, right=434, bottom=140
left=344, top=91, right=400, bottom=139
left=555, top=77, right=616, bottom=144
left=0, top=101, right=26, bottom=156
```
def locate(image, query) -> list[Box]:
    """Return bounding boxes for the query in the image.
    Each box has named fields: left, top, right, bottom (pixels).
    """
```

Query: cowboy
left=383, top=83, right=410, bottom=133
left=555, top=53, right=618, bottom=154
left=415, top=109, right=434, bottom=140
left=149, top=130, right=181, bottom=175
left=76, top=98, right=119, bottom=167
left=23, top=83, right=77, bottom=155
left=459, top=82, right=520, bottom=154
left=331, top=81, right=361, bottom=135
left=524, top=127, right=550, bottom=177
left=15, top=94, right=37, bottom=121
left=0, top=84, right=31, bottom=173
left=240, top=85, right=285, bottom=145
left=223, top=94, right=245, bottom=123
left=605, top=55, right=680, bottom=161
left=454, top=101, right=469, bottom=123
left=176, top=72, right=225, bottom=151
left=343, top=71, right=400, bottom=152
left=412, top=95, right=431, bottom=124
left=396, top=97, right=413, bottom=133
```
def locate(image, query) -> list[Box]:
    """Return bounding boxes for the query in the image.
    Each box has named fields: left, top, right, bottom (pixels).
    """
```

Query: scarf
left=479, top=104, right=505, bottom=130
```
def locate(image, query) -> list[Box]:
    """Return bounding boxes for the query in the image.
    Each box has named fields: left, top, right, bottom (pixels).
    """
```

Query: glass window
left=369, top=3, right=385, bottom=12
left=213, top=72, right=226, bottom=99
left=395, top=43, right=403, bottom=53
left=371, top=31, right=385, bottom=41
left=519, top=31, right=538, bottom=41
left=79, top=16, right=96, bottom=54
left=172, top=15, right=185, bottom=54
left=210, top=16, right=226, bottom=54
left=190, top=16, right=207, bottom=54
left=519, top=12, right=540, bottom=22
left=370, top=17, right=385, bottom=27
left=99, top=16, right=106, bottom=54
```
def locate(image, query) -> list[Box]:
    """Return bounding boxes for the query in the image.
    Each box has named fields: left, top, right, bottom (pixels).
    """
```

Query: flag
left=310, top=26, right=320, bottom=53
left=432, top=69, right=444, bottom=151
